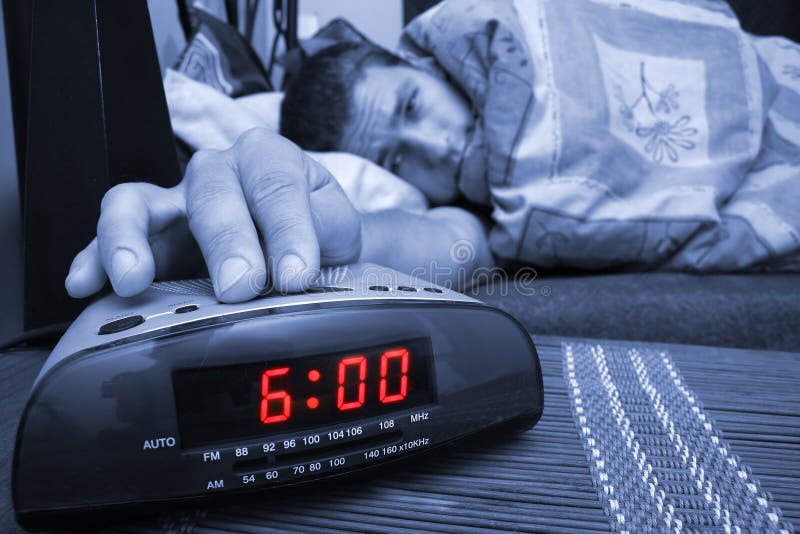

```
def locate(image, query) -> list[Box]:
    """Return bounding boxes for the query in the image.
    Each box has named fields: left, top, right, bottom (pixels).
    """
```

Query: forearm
left=358, top=207, right=494, bottom=290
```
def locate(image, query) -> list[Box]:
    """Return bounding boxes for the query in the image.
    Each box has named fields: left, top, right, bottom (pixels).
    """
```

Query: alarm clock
left=13, top=264, right=543, bottom=529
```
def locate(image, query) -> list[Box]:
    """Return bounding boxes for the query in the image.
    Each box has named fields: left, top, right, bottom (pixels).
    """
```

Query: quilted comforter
left=400, top=0, right=800, bottom=271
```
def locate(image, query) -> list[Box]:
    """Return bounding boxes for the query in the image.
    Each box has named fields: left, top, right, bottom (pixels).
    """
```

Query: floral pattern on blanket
left=613, top=62, right=699, bottom=164
left=779, top=42, right=800, bottom=80
left=401, top=0, right=800, bottom=272
left=596, top=36, right=708, bottom=167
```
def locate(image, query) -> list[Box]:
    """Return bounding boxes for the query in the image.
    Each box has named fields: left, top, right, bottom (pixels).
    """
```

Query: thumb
left=66, top=238, right=107, bottom=298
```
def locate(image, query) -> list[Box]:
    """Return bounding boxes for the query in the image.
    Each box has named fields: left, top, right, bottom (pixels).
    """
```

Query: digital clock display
left=173, top=338, right=436, bottom=447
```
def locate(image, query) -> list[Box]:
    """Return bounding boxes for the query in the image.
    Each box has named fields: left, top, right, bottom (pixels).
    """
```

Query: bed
left=164, top=2, right=800, bottom=352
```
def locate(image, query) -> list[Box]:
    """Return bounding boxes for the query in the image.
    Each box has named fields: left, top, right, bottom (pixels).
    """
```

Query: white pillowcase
left=308, top=152, right=428, bottom=213
left=236, top=91, right=284, bottom=132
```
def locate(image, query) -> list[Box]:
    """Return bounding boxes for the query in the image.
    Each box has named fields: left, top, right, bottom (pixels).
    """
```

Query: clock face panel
left=172, top=338, right=436, bottom=448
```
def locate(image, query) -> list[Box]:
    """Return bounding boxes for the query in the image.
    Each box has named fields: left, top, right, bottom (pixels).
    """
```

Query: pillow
left=164, top=68, right=266, bottom=150
left=308, top=152, right=428, bottom=214
left=237, top=92, right=284, bottom=131
left=174, top=8, right=272, bottom=97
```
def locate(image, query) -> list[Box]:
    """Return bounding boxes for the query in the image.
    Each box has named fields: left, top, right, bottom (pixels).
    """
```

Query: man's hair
left=280, top=42, right=405, bottom=152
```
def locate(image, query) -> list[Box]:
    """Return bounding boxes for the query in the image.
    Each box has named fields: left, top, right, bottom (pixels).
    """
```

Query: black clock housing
left=13, top=267, right=543, bottom=530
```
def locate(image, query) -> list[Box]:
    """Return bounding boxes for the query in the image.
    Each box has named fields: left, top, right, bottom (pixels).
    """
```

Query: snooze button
left=98, top=315, right=145, bottom=335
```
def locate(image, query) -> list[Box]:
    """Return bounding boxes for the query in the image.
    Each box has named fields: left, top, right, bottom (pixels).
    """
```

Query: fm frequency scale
left=13, top=264, right=543, bottom=529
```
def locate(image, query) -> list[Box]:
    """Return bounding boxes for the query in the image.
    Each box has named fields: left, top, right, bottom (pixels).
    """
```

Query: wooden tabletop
left=2, top=337, right=798, bottom=533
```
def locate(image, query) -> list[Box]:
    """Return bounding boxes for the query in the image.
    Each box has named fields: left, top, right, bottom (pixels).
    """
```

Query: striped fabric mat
left=565, top=342, right=794, bottom=533
left=106, top=338, right=799, bottom=534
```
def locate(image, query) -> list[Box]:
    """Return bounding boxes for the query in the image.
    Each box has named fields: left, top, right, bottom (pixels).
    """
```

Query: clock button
left=368, top=285, right=390, bottom=292
left=307, top=286, right=353, bottom=293
left=397, top=286, right=417, bottom=292
left=174, top=304, right=198, bottom=314
left=423, top=287, right=443, bottom=294
left=98, top=315, right=145, bottom=335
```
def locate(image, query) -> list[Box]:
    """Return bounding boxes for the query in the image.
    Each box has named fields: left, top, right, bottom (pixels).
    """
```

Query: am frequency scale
left=13, top=264, right=543, bottom=529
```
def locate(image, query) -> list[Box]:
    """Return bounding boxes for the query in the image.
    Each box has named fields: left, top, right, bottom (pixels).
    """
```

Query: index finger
left=95, top=183, right=160, bottom=297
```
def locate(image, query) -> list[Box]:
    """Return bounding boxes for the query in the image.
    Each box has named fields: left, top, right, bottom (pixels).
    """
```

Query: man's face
left=339, top=64, right=474, bottom=204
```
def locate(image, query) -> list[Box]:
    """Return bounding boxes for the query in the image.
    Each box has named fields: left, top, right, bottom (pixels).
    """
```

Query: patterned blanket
left=399, top=0, right=800, bottom=271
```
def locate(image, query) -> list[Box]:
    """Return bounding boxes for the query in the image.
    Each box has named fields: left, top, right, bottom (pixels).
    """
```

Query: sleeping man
left=66, top=0, right=800, bottom=303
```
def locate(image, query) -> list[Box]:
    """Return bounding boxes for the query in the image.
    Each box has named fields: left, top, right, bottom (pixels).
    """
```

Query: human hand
left=65, top=128, right=362, bottom=302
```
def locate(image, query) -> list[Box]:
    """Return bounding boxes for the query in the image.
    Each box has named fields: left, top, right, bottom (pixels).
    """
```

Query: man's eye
left=390, top=151, right=404, bottom=174
left=404, top=90, right=418, bottom=117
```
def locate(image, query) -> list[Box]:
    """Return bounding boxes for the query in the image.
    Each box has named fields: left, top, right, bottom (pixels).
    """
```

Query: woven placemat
left=91, top=338, right=797, bottom=533
left=564, top=342, right=794, bottom=533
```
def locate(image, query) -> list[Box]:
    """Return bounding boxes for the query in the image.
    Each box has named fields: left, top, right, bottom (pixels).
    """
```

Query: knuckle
left=236, top=127, right=274, bottom=149
left=267, top=214, right=307, bottom=245
left=247, top=173, right=301, bottom=214
left=237, top=129, right=305, bottom=169
left=96, top=213, right=122, bottom=237
left=236, top=127, right=294, bottom=157
left=203, top=225, right=245, bottom=258
left=186, top=179, right=235, bottom=221
left=185, top=149, right=222, bottom=181
left=100, top=182, right=138, bottom=211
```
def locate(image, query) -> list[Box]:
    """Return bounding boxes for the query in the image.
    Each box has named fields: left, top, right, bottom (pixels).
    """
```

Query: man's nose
left=402, top=126, right=461, bottom=163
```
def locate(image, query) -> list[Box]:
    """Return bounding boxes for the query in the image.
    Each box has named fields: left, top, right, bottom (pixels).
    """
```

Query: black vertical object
left=725, top=0, right=800, bottom=42
left=176, top=0, right=193, bottom=39
left=284, top=0, right=298, bottom=52
left=224, top=0, right=238, bottom=29
left=23, top=0, right=181, bottom=330
left=1, top=0, right=33, bottom=202
left=403, top=0, right=438, bottom=25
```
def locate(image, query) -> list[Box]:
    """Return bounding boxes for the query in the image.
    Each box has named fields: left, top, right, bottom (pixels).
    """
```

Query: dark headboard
left=403, top=0, right=800, bottom=42
left=726, top=0, right=800, bottom=42
left=3, top=0, right=180, bottom=331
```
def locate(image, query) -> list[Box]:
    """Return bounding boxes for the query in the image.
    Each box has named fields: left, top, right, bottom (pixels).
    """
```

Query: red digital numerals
left=379, top=348, right=409, bottom=403
left=260, top=348, right=412, bottom=425
left=337, top=355, right=367, bottom=410
left=260, top=367, right=291, bottom=424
